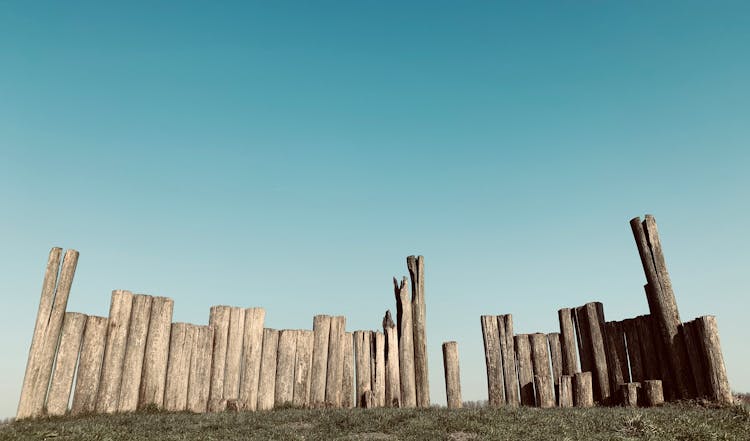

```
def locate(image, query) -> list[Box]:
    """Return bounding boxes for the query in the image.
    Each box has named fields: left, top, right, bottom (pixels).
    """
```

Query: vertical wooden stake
left=293, top=330, right=314, bottom=408
left=407, top=255, right=430, bottom=407
left=573, top=372, right=593, bottom=407
left=239, top=307, right=265, bottom=411
left=558, top=308, right=579, bottom=376
left=681, top=319, right=708, bottom=398
left=480, top=315, right=504, bottom=406
left=442, top=341, right=461, bottom=409
left=394, top=277, right=416, bottom=407
left=118, top=294, right=153, bottom=412
left=257, top=328, right=279, bottom=411
left=310, top=315, right=331, bottom=406
left=529, top=333, right=555, bottom=408
left=694, top=316, right=732, bottom=404
left=96, top=290, right=134, bottom=413
left=275, top=329, right=297, bottom=406
left=636, top=315, right=661, bottom=381
left=383, top=311, right=401, bottom=408
left=623, top=318, right=644, bottom=383
left=164, top=323, right=194, bottom=411
left=325, top=316, right=346, bottom=407
left=223, top=306, right=245, bottom=401
left=353, top=330, right=372, bottom=407
left=187, top=325, right=214, bottom=413
left=577, top=303, right=610, bottom=403
left=342, top=331, right=355, bottom=408
left=71, top=316, right=108, bottom=415
left=547, top=332, right=563, bottom=404
left=514, top=334, right=535, bottom=406
left=208, top=305, right=231, bottom=412
left=604, top=321, right=630, bottom=393
left=498, top=315, right=519, bottom=406
left=138, top=296, right=173, bottom=409
left=46, top=312, right=87, bottom=416
left=372, top=331, right=386, bottom=407
left=558, top=375, right=573, bottom=408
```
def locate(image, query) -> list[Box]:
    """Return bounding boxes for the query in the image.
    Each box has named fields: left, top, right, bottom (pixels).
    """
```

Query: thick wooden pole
left=372, top=331, right=386, bottom=407
left=310, top=314, right=331, bottom=406
left=442, top=341, right=461, bottom=409
left=514, top=334, right=534, bottom=406
left=223, top=306, right=245, bottom=402
left=383, top=311, right=401, bottom=408
left=208, top=305, right=231, bottom=412
left=325, top=316, right=346, bottom=407
left=353, top=330, right=372, bottom=408
left=529, top=333, right=555, bottom=408
left=96, top=289, right=134, bottom=413
left=547, top=332, right=563, bottom=403
left=636, top=315, right=663, bottom=390
left=138, top=296, right=173, bottom=409
left=681, top=319, right=708, bottom=398
left=275, top=329, right=297, bottom=406
left=342, top=332, right=355, bottom=408
left=239, top=307, right=265, bottom=411
left=480, top=315, right=504, bottom=406
left=164, top=323, right=194, bottom=411
left=604, top=321, right=629, bottom=392
left=642, top=380, right=664, bottom=406
left=407, top=255, right=430, bottom=407
left=46, top=312, right=87, bottom=416
left=187, top=325, right=214, bottom=413
left=257, top=328, right=279, bottom=411
left=558, top=308, right=579, bottom=376
left=71, top=315, right=108, bottom=415
left=623, top=318, right=644, bottom=383
left=620, top=382, right=640, bottom=407
left=577, top=302, right=610, bottom=403
left=394, top=277, right=416, bottom=407
left=559, top=375, right=573, bottom=407
left=118, top=294, right=153, bottom=412
left=694, top=316, right=732, bottom=404
left=498, top=314, right=519, bottom=406
left=573, top=372, right=593, bottom=407
left=293, top=330, right=314, bottom=408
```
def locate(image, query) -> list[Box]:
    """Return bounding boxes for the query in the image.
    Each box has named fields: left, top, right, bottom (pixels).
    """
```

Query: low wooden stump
left=574, top=372, right=593, bottom=407
left=619, top=382, right=640, bottom=407
left=642, top=380, right=664, bottom=407
left=559, top=375, right=573, bottom=407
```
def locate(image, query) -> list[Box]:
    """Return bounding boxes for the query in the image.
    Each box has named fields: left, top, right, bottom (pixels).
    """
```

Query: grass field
left=1, top=402, right=748, bottom=441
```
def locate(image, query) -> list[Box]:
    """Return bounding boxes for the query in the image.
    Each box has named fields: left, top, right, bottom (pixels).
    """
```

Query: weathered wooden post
left=383, top=311, right=401, bottom=407
left=138, top=296, right=173, bottom=409
left=604, top=321, right=629, bottom=394
left=642, top=380, right=664, bottom=406
left=573, top=306, right=594, bottom=377
left=530, top=333, right=555, bottom=408
left=407, top=255, right=430, bottom=407
left=372, top=331, right=386, bottom=407
left=187, top=325, right=214, bottom=413
left=694, top=316, right=732, bottom=404
left=573, top=372, right=593, bottom=407
left=46, top=312, right=87, bottom=416
left=547, top=332, right=563, bottom=403
left=310, top=315, right=331, bottom=406
left=224, top=306, right=245, bottom=402
left=71, top=315, right=108, bottom=415
left=119, top=294, right=153, bottom=412
left=275, top=329, right=298, bottom=406
left=164, top=323, right=194, bottom=411
left=326, top=316, right=346, bottom=407
left=353, top=330, right=372, bottom=407
left=342, top=332, right=355, bottom=408
left=442, top=341, right=461, bottom=409
left=582, top=303, right=610, bottom=403
left=559, top=375, right=573, bottom=407
left=257, top=328, right=279, bottom=410
left=558, top=308, right=579, bottom=376
left=623, top=318, right=644, bottom=383
left=394, top=277, right=416, bottom=407
left=620, top=382, right=640, bottom=407
left=239, top=307, right=265, bottom=411
left=208, top=305, right=231, bottom=412
left=293, top=330, right=314, bottom=408
left=636, top=315, right=661, bottom=381
left=497, top=315, right=519, bottom=406
left=680, top=319, right=708, bottom=398
left=480, top=315, right=504, bottom=406
left=514, top=334, right=535, bottom=406
left=96, top=289, right=134, bottom=413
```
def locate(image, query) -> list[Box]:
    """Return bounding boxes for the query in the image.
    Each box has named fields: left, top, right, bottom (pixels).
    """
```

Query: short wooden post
left=514, top=334, right=534, bottom=406
left=694, top=316, right=732, bottom=404
left=383, top=311, right=401, bottom=408
left=576, top=303, right=610, bottom=403
left=681, top=319, right=708, bottom=398
left=46, top=312, right=87, bottom=416
left=547, top=332, right=563, bottom=403
left=623, top=318, right=644, bottom=382
left=353, top=330, right=372, bottom=407
left=394, top=277, right=416, bottom=407
left=293, top=330, right=314, bottom=408
left=257, top=328, right=279, bottom=410
left=239, top=307, right=265, bottom=411
left=604, top=321, right=630, bottom=393
left=275, top=329, right=297, bottom=406
left=642, top=380, right=664, bottom=406
left=208, top=305, right=231, bottom=412
left=442, top=341, right=461, bottom=409
left=558, top=308, right=579, bottom=376
left=187, top=325, right=214, bottom=413
left=573, top=306, right=594, bottom=375
left=118, top=294, right=153, bottom=412
left=96, top=289, right=134, bottom=413
left=71, top=316, right=108, bottom=415
left=362, top=390, right=376, bottom=408
left=407, top=255, right=430, bottom=407
left=480, top=315, right=504, bottom=406
left=620, top=382, right=640, bottom=407
left=573, top=372, right=593, bottom=407
left=559, top=375, right=573, bottom=407
left=498, top=315, right=519, bottom=406
left=530, top=333, right=555, bottom=408
left=310, top=315, right=331, bottom=406
left=325, top=316, right=346, bottom=407
left=371, top=331, right=386, bottom=407
left=223, top=306, right=245, bottom=401
left=138, top=296, right=173, bottom=409
left=164, top=323, right=194, bottom=411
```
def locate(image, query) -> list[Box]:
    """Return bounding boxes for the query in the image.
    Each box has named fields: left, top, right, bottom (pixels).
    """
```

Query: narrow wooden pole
left=547, top=332, right=563, bottom=404
left=372, top=331, right=386, bottom=407
left=442, top=341, right=462, bottom=409
left=187, top=325, right=214, bottom=413
left=559, top=375, right=573, bottom=408
left=681, top=319, right=708, bottom=398
left=573, top=372, right=593, bottom=407
left=342, top=331, right=355, bottom=408
left=96, top=289, right=134, bottom=413
left=394, top=277, right=416, bottom=407
left=223, top=306, right=245, bottom=402
left=480, top=315, right=504, bottom=407
left=642, top=380, right=664, bottom=406
left=257, top=328, right=279, bottom=411
left=558, top=308, right=579, bottom=376
left=604, top=321, right=629, bottom=393
left=325, top=316, right=346, bottom=407
left=208, top=305, right=231, bottom=412
left=118, top=294, right=153, bottom=412
left=623, top=318, right=644, bottom=383
left=46, top=312, right=87, bottom=416
left=310, top=315, right=331, bottom=406
left=498, top=315, right=519, bottom=406
left=138, top=296, right=173, bottom=409
left=293, top=330, right=314, bottom=408
left=694, top=316, right=732, bottom=404
left=71, top=316, right=108, bottom=415
left=573, top=306, right=594, bottom=379
left=576, top=303, right=610, bottom=403
left=529, top=333, right=555, bottom=408
left=514, top=334, right=534, bottom=406
left=407, top=255, right=430, bottom=407
left=164, top=323, right=194, bottom=411
left=239, top=307, right=265, bottom=411
left=620, top=382, right=640, bottom=407
left=353, top=330, right=372, bottom=408
left=383, top=311, right=401, bottom=408
left=275, top=329, right=298, bottom=406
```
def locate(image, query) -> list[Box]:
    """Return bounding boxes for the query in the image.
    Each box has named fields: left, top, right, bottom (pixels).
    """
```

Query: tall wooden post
left=118, top=294, right=153, bottom=412
left=383, top=311, right=401, bottom=407
left=239, top=307, right=265, bottom=411
left=498, top=315, right=519, bottom=406
left=407, top=255, right=430, bottom=407
left=257, top=328, right=279, bottom=410
left=514, top=334, right=534, bottom=406
left=208, top=305, right=231, bottom=412
left=326, top=316, right=346, bottom=407
left=372, top=331, right=386, bottom=407
left=310, top=315, right=331, bottom=406
left=342, top=332, right=355, bottom=408
left=71, top=315, right=108, bottom=415
left=576, top=302, right=610, bottom=403
left=694, top=316, right=732, bottom=404
left=187, top=325, right=214, bottom=413
left=224, top=306, right=245, bottom=402
left=681, top=319, right=708, bottom=398
left=558, top=308, right=579, bottom=376
left=394, top=277, right=416, bottom=407
left=138, top=296, right=173, bottom=409
left=46, top=312, right=87, bottom=416
left=96, top=289, right=134, bottom=413
left=530, top=333, right=554, bottom=408
left=442, top=341, right=462, bottom=409
left=481, top=315, right=504, bottom=406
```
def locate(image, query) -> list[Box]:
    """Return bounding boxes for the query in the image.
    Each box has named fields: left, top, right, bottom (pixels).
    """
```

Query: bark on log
left=407, top=255, right=430, bottom=407
left=293, top=330, right=314, bottom=408
left=530, top=333, right=555, bottom=408
left=164, top=323, right=194, bottom=411
left=498, top=314, right=519, bottom=406
left=394, top=277, right=416, bottom=407
left=46, top=312, right=87, bottom=416
left=681, top=319, right=708, bottom=398
left=275, top=329, right=297, bottom=406
left=208, top=305, right=231, bottom=411
left=383, top=311, right=401, bottom=408
left=257, top=328, right=279, bottom=410
left=223, top=306, right=245, bottom=401
left=371, top=331, right=386, bottom=407
left=623, top=318, right=644, bottom=383
left=694, top=316, right=732, bottom=404
left=442, top=341, right=461, bottom=409
left=71, top=315, right=108, bottom=415
left=353, top=330, right=372, bottom=408
left=342, top=332, right=355, bottom=408
left=118, top=294, right=153, bottom=412
left=604, top=321, right=630, bottom=393
left=187, top=325, right=214, bottom=413
left=96, top=289, right=134, bottom=413
left=547, top=332, right=563, bottom=403
left=325, top=316, right=346, bottom=407
left=480, top=315, right=504, bottom=406
left=642, top=380, right=664, bottom=406
left=559, top=375, right=573, bottom=408
left=558, top=308, right=579, bottom=376
left=620, top=382, right=640, bottom=407
left=239, top=307, right=265, bottom=411
left=310, top=315, right=331, bottom=406
left=138, top=296, right=173, bottom=409
left=573, top=371, right=593, bottom=407
left=514, top=334, right=535, bottom=406
left=579, top=302, right=610, bottom=403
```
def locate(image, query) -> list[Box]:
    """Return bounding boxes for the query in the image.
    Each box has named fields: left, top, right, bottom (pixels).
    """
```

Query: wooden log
left=573, top=372, right=593, bottom=407
left=353, top=330, right=372, bottom=408
left=224, top=306, right=245, bottom=401
left=383, top=311, right=400, bottom=408
left=620, top=382, right=640, bottom=407
left=576, top=302, right=610, bottom=403
left=681, top=319, right=708, bottom=398
left=71, top=315, right=108, bottom=415
left=310, top=315, right=331, bottom=406
left=480, top=315, right=504, bottom=407
left=208, top=305, right=231, bottom=412
left=514, top=334, right=535, bottom=406
left=187, top=325, right=214, bottom=413
left=225, top=399, right=244, bottom=412
left=362, top=390, right=376, bottom=409
left=547, top=332, right=563, bottom=403
left=46, top=312, right=87, bottom=416
left=275, top=329, right=297, bottom=406
left=604, top=321, right=629, bottom=394
left=293, top=330, right=314, bottom=408
left=573, top=306, right=594, bottom=376
left=694, top=316, right=732, bottom=404
left=623, top=318, right=644, bottom=382
left=442, top=341, right=461, bottom=409
left=559, top=375, right=573, bottom=408
left=325, top=316, right=346, bottom=407
left=138, top=296, right=174, bottom=409
left=239, top=307, right=265, bottom=411
left=497, top=314, right=519, bottom=406
left=96, top=289, right=134, bottom=413
left=529, top=333, right=555, bottom=408
left=635, top=315, right=661, bottom=381
left=407, top=255, right=430, bottom=407
left=342, top=332, right=355, bottom=408
left=642, top=379, right=664, bottom=406
left=257, top=328, right=279, bottom=410
left=118, top=294, right=153, bottom=412
left=394, top=277, right=416, bottom=407
left=371, top=331, right=386, bottom=407
left=557, top=308, right=579, bottom=376
left=164, top=323, right=194, bottom=411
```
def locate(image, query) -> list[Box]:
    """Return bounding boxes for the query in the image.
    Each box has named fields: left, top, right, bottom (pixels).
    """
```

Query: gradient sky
left=1, top=1, right=748, bottom=418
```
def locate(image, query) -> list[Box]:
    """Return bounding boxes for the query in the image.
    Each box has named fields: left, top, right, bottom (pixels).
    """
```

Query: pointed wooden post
left=96, top=289, right=134, bottom=413
left=394, top=277, right=416, bottom=407
left=310, top=315, right=331, bottom=406
left=187, top=325, right=214, bottom=413
left=407, top=255, right=430, bottom=407
left=119, top=294, right=153, bottom=412
left=71, top=316, right=108, bottom=415
left=481, top=315, right=504, bottom=406
left=326, top=316, right=346, bottom=407
left=239, top=307, right=265, bottom=411
left=138, top=296, right=173, bottom=409
left=257, top=328, right=279, bottom=411
left=514, top=334, right=534, bottom=406
left=558, top=308, right=579, bottom=376
left=498, top=315, right=519, bottom=406
left=46, top=312, right=87, bottom=416
left=383, top=311, right=401, bottom=408
left=442, top=341, right=462, bottom=409
left=208, top=305, right=231, bottom=412
left=293, top=330, right=314, bottom=408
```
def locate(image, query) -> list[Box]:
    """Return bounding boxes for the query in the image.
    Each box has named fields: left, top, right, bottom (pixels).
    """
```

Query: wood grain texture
left=257, top=328, right=279, bottom=411
left=325, top=316, right=346, bottom=407
left=310, top=315, right=331, bottom=406
left=223, top=306, right=245, bottom=401
left=239, top=307, right=265, bottom=411
left=558, top=308, right=579, bottom=376
left=46, top=312, right=87, bottom=416
left=559, top=375, right=573, bottom=408
left=407, top=255, right=430, bottom=407
left=394, top=277, right=416, bottom=408
left=119, top=294, right=153, bottom=412
left=642, top=380, right=664, bottom=407
left=481, top=315, right=503, bottom=406
left=208, top=305, right=231, bottom=411
left=293, top=330, right=314, bottom=408
left=275, top=329, right=298, bottom=406
left=694, top=316, right=732, bottom=404
left=164, top=323, right=194, bottom=412
left=514, top=334, right=534, bottom=406
left=353, top=330, right=372, bottom=408
left=187, top=325, right=214, bottom=413
left=573, top=371, right=593, bottom=408
left=529, top=333, right=554, bottom=408
left=71, top=315, right=108, bottom=415
left=498, top=315, right=519, bottom=406
left=342, top=332, right=355, bottom=408
left=383, top=312, right=401, bottom=408
left=138, top=296, right=173, bottom=409
left=371, top=331, right=386, bottom=407
left=96, top=290, right=134, bottom=413
left=442, top=342, right=461, bottom=409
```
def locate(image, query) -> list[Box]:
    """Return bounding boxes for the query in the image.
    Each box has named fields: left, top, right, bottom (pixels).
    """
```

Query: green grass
left=1, top=403, right=748, bottom=441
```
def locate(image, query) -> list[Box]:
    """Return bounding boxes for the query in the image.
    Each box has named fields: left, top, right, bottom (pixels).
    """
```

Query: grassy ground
left=1, top=403, right=748, bottom=441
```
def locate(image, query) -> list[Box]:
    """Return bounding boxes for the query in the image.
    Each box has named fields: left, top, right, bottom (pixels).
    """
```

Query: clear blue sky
left=1, top=1, right=748, bottom=417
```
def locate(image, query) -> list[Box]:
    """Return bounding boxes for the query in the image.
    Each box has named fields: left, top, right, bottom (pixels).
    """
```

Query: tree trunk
left=293, top=330, right=314, bottom=408
left=164, top=323, right=194, bottom=411
left=186, top=325, right=214, bottom=413
left=325, top=316, right=346, bottom=407
left=530, top=333, right=555, bottom=408
left=498, top=314, right=519, bottom=406
left=208, top=305, right=231, bottom=411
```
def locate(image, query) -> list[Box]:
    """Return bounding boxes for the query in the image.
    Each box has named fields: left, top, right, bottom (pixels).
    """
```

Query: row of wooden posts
left=480, top=215, right=732, bottom=408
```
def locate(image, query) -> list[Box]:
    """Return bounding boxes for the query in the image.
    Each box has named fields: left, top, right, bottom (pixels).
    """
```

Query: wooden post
left=96, top=289, right=134, bottom=413
left=187, top=325, right=214, bottom=413
left=208, top=305, right=231, bottom=412
left=275, top=329, right=297, bottom=406
left=623, top=318, right=644, bottom=383
left=71, top=316, right=108, bottom=415
left=573, top=306, right=594, bottom=376
left=573, top=372, right=593, bottom=407
left=559, top=375, right=573, bottom=407
left=498, top=314, right=519, bottom=406
left=383, top=311, right=401, bottom=408
left=604, top=321, right=630, bottom=394
left=480, top=315, right=504, bottom=406
left=342, top=332, right=355, bottom=408
left=681, top=319, right=708, bottom=398
left=372, top=331, right=386, bottom=407
left=576, top=303, right=610, bottom=403
left=310, top=315, right=331, bottom=406
left=530, top=333, right=555, bottom=408
left=394, top=277, right=416, bottom=407
left=694, top=316, right=732, bottom=404
left=164, top=323, right=194, bottom=411
left=514, top=334, right=534, bottom=406
left=353, top=330, right=372, bottom=408
left=407, top=255, right=430, bottom=407
left=547, top=332, right=563, bottom=403
left=239, top=307, right=265, bottom=411
left=620, top=382, right=640, bottom=407
left=642, top=380, right=664, bottom=406
left=118, top=294, right=153, bottom=412
left=635, top=315, right=661, bottom=381
left=224, top=306, right=245, bottom=401
left=645, top=284, right=676, bottom=401
left=293, top=330, right=314, bottom=408
left=325, top=316, right=346, bottom=407
left=46, top=312, right=87, bottom=416
left=442, top=342, right=461, bottom=409
left=558, top=308, right=579, bottom=376
left=138, top=296, right=173, bottom=409
left=257, top=328, right=279, bottom=410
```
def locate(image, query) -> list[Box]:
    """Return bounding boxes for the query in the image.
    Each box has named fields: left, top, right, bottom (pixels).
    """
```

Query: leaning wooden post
left=257, top=328, right=279, bottom=411
left=394, top=277, right=416, bottom=407
left=642, top=380, right=664, bottom=407
left=573, top=372, right=593, bottom=407
left=187, top=325, right=214, bottom=413
left=353, top=330, right=372, bottom=407
left=559, top=375, right=573, bottom=407
left=239, top=307, right=265, bottom=411
left=557, top=308, right=579, bottom=376
left=371, top=331, right=386, bottom=407
left=442, top=341, right=462, bottom=409
left=164, top=323, right=194, bottom=411
left=275, top=329, right=298, bottom=406
left=547, top=332, right=563, bottom=404
left=480, top=315, right=504, bottom=406
left=694, top=316, right=732, bottom=404
left=71, top=316, right=108, bottom=415
left=310, top=314, right=331, bottom=407
left=223, top=306, right=246, bottom=402
left=620, top=382, right=640, bottom=407
left=46, top=312, right=87, bottom=416
left=325, top=316, right=346, bottom=407
left=497, top=315, right=519, bottom=406
left=604, top=321, right=629, bottom=394
left=96, top=289, right=134, bottom=413
left=342, top=332, right=355, bottom=408
left=138, top=296, right=173, bottom=409
left=407, top=255, right=430, bottom=407
left=383, top=311, right=401, bottom=407
left=208, top=305, right=231, bottom=412
left=514, top=334, right=535, bottom=406
left=530, top=333, right=555, bottom=408
left=293, top=330, right=314, bottom=408
left=118, top=294, right=153, bottom=412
